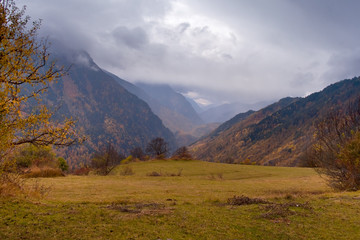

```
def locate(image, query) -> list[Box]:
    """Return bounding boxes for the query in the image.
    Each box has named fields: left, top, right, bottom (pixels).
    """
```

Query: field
left=1, top=159, right=360, bottom=239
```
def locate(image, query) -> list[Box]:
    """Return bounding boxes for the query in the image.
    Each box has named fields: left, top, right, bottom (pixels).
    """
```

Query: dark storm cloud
left=17, top=0, right=360, bottom=105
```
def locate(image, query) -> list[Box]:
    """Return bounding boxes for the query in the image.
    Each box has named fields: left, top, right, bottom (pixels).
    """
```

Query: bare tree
left=145, top=137, right=169, bottom=159
left=172, top=146, right=192, bottom=160
left=312, top=97, right=360, bottom=190
left=91, top=143, right=123, bottom=175
left=130, top=147, right=145, bottom=160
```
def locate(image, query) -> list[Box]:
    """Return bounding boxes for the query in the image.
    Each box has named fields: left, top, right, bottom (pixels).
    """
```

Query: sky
left=17, top=0, right=360, bottom=106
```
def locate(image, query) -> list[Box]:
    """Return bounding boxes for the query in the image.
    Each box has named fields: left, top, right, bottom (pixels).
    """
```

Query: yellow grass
left=3, top=160, right=360, bottom=240
left=39, top=160, right=328, bottom=203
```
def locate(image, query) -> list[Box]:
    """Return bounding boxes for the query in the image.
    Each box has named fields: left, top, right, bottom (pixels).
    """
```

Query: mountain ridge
left=43, top=49, right=176, bottom=167
left=190, top=77, right=360, bottom=166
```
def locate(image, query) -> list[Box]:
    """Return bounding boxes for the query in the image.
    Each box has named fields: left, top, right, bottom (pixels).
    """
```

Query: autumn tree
left=312, top=98, right=360, bottom=190
left=91, top=143, right=124, bottom=175
left=0, top=0, right=79, bottom=162
left=146, top=137, right=169, bottom=159
left=172, top=146, right=192, bottom=160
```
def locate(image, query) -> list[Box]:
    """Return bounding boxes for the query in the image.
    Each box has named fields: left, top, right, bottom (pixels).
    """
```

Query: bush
left=146, top=169, right=182, bottom=177
left=147, top=171, right=162, bottom=177
left=119, top=166, right=135, bottom=176
left=58, top=157, right=69, bottom=172
left=0, top=173, right=25, bottom=197
left=0, top=172, right=50, bottom=198
left=73, top=167, right=91, bottom=176
left=22, top=167, right=64, bottom=178
left=121, top=155, right=133, bottom=165
left=227, top=195, right=269, bottom=206
left=14, top=144, right=58, bottom=170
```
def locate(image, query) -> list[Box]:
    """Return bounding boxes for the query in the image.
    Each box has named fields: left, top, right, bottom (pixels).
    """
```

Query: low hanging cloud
left=112, top=26, right=149, bottom=49
left=17, top=0, right=360, bottom=104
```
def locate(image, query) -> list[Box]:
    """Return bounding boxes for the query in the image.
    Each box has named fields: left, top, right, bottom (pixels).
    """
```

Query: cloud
left=322, top=49, right=360, bottom=84
left=17, top=0, right=360, bottom=105
left=112, top=26, right=148, bottom=49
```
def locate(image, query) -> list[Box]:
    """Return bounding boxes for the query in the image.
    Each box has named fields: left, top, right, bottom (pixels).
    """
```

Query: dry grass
left=35, top=160, right=328, bottom=204
left=5, top=160, right=360, bottom=240
left=0, top=173, right=50, bottom=198
left=22, top=167, right=64, bottom=178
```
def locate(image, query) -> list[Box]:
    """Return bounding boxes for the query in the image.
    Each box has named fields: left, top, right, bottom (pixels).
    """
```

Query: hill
left=43, top=49, right=176, bottom=167
left=190, top=77, right=360, bottom=166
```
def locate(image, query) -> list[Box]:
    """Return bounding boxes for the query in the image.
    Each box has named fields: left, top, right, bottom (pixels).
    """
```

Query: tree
left=57, top=157, right=69, bottom=172
left=146, top=137, right=169, bottom=159
left=130, top=146, right=145, bottom=160
left=91, top=143, right=123, bottom=175
left=172, top=146, right=192, bottom=160
left=0, top=0, right=80, bottom=161
left=311, top=98, right=360, bottom=190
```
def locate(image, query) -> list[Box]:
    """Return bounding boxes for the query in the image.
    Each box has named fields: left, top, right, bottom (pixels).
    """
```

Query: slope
left=105, top=73, right=216, bottom=146
left=190, top=77, right=360, bottom=166
left=136, top=83, right=204, bottom=130
left=44, top=50, right=175, bottom=167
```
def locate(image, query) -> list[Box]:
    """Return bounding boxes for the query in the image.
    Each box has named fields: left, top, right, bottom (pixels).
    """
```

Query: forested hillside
left=43, top=50, right=176, bottom=167
left=191, top=77, right=360, bottom=166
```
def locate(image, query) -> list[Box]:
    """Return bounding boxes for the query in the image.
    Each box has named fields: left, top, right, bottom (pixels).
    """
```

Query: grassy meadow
left=1, top=159, right=360, bottom=239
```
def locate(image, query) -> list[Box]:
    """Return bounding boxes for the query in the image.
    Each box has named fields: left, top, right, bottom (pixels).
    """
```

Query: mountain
left=107, top=73, right=205, bottom=133
left=190, top=77, right=360, bottom=166
left=105, top=74, right=215, bottom=146
left=184, top=96, right=204, bottom=114
left=199, top=101, right=271, bottom=123
left=44, top=49, right=176, bottom=167
left=136, top=83, right=204, bottom=128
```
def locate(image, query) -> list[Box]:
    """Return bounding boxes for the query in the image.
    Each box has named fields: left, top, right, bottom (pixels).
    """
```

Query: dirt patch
left=260, top=202, right=313, bottom=220
left=226, top=195, right=313, bottom=222
left=106, top=202, right=174, bottom=216
left=227, top=195, right=269, bottom=206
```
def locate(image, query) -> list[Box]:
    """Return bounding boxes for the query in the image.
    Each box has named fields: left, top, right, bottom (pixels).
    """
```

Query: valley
left=2, top=1, right=360, bottom=239
left=2, top=160, right=360, bottom=239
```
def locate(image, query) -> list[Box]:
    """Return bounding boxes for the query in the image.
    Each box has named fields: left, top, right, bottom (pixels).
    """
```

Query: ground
left=1, top=160, right=360, bottom=239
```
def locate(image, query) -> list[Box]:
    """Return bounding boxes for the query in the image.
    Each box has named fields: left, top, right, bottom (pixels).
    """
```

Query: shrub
left=14, top=144, right=58, bottom=170
left=147, top=171, right=162, bottom=177
left=58, top=157, right=69, bottom=172
left=121, top=155, right=133, bottom=165
left=119, top=166, right=135, bottom=176
left=0, top=172, right=50, bottom=197
left=22, top=167, right=64, bottom=178
left=0, top=173, right=25, bottom=197
left=146, top=169, right=182, bottom=177
left=227, top=195, right=269, bottom=206
left=73, top=167, right=91, bottom=176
